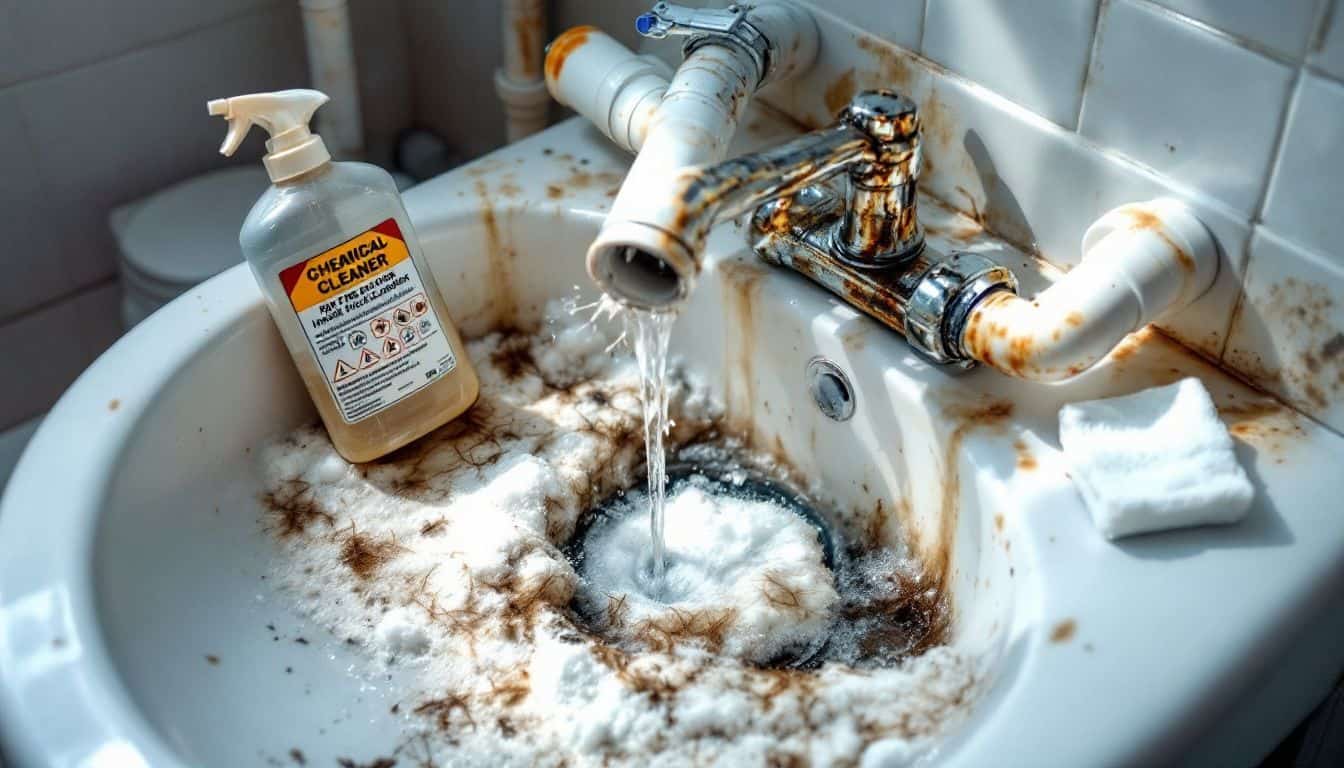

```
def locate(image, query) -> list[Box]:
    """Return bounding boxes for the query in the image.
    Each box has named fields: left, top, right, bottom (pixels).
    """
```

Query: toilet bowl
left=110, top=166, right=270, bottom=328
left=110, top=166, right=416, bottom=329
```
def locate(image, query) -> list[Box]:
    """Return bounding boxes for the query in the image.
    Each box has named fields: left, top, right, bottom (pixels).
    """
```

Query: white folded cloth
left=1058, top=377, right=1254, bottom=539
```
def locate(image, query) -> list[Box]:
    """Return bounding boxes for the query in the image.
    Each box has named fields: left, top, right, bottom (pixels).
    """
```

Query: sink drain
left=806, top=357, right=855, bottom=422
left=566, top=460, right=840, bottom=669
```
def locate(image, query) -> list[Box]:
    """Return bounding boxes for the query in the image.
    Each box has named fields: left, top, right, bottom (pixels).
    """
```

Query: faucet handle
left=841, top=90, right=920, bottom=144
left=635, top=2, right=746, bottom=39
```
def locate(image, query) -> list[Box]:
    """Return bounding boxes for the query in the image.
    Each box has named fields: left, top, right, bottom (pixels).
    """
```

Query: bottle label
left=279, top=218, right=457, bottom=424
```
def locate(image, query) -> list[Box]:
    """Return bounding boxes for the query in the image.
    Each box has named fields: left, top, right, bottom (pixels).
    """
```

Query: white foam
left=578, top=477, right=837, bottom=663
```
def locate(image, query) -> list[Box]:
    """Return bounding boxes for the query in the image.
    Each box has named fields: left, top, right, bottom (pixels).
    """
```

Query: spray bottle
left=209, top=89, right=479, bottom=462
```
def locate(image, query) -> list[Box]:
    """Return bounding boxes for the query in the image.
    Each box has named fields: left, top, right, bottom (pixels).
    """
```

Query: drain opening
left=567, top=459, right=841, bottom=669
left=806, top=357, right=855, bottom=422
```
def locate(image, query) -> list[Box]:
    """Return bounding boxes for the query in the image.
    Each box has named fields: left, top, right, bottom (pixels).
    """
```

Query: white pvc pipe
left=299, top=0, right=363, bottom=158
left=496, top=0, right=550, bottom=142
left=560, top=2, right=818, bottom=308
left=960, top=199, right=1218, bottom=381
left=545, top=28, right=671, bottom=154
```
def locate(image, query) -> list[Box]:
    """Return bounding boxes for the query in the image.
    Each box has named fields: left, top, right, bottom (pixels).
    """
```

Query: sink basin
left=4, top=110, right=1344, bottom=767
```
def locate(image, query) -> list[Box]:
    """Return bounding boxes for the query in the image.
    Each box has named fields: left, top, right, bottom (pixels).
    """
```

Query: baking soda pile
left=259, top=300, right=979, bottom=767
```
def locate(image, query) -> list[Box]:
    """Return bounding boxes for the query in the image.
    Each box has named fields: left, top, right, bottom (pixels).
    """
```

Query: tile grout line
left=918, top=0, right=931, bottom=53
left=1075, top=0, right=1110, bottom=133
left=1129, top=0, right=1305, bottom=67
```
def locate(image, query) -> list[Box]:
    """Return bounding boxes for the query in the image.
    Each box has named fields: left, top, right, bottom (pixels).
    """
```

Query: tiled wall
left=0, top=0, right=412, bottom=431
left=749, top=0, right=1344, bottom=434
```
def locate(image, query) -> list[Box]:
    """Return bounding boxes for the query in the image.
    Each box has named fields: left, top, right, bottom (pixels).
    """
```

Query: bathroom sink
left=3, top=110, right=1344, bottom=767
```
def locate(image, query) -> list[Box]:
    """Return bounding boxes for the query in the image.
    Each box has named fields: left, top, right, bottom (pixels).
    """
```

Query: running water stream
left=628, top=308, right=677, bottom=589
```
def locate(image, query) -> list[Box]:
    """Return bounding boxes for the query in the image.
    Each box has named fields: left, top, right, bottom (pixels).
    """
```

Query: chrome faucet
left=647, top=89, right=1018, bottom=365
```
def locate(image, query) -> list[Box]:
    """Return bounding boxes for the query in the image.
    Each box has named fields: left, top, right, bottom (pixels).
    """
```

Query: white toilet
left=110, top=165, right=270, bottom=328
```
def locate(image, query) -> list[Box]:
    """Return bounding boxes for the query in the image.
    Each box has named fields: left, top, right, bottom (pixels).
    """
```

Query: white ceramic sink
left=3, top=111, right=1344, bottom=767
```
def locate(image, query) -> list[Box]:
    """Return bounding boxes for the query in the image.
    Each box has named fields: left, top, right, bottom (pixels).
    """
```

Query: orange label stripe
left=280, top=219, right=411, bottom=313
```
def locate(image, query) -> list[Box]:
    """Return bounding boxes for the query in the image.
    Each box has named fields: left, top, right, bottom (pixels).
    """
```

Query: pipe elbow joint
left=959, top=198, right=1219, bottom=381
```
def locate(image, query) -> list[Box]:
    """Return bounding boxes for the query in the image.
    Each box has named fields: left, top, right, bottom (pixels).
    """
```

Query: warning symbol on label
left=332, top=358, right=357, bottom=382
left=410, top=294, right=429, bottom=316
left=371, top=317, right=392, bottom=337
left=393, top=307, right=414, bottom=326
left=400, top=326, right=416, bottom=345
left=347, top=329, right=367, bottom=348
left=382, top=337, right=403, bottom=358
left=418, top=318, right=432, bottom=335
left=358, top=347, right=380, bottom=369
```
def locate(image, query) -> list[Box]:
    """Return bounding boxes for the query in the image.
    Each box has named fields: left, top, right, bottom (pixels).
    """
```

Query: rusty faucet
left=548, top=7, right=1221, bottom=378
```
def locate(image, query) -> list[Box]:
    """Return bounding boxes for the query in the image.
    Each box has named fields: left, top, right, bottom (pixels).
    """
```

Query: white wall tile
left=0, top=89, right=77, bottom=322
left=1263, top=73, right=1344, bottom=265
left=0, top=281, right=122, bottom=430
left=6, top=0, right=276, bottom=81
left=1225, top=228, right=1344, bottom=433
left=1311, top=3, right=1344, bottom=81
left=1079, top=0, right=1294, bottom=214
left=13, top=4, right=308, bottom=310
left=810, top=0, right=926, bottom=53
left=1151, top=0, right=1320, bottom=59
left=921, top=0, right=1100, bottom=128
left=0, top=1, right=22, bottom=87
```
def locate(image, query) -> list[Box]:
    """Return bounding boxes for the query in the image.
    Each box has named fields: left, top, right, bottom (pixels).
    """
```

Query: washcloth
left=1058, top=377, right=1253, bottom=539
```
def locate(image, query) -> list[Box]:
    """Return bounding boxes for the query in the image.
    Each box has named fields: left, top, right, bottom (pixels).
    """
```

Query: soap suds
left=259, top=300, right=977, bottom=766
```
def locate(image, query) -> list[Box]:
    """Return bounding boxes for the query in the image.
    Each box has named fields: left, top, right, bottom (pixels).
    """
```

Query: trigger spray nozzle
left=207, top=89, right=332, bottom=183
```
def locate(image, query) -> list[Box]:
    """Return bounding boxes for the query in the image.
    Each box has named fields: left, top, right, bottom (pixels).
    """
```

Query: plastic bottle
left=209, top=89, right=479, bottom=462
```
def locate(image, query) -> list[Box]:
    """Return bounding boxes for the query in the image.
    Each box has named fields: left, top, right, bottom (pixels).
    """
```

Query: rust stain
left=512, top=9, right=543, bottom=79
left=1049, top=619, right=1076, bottom=644
left=930, top=399, right=1015, bottom=594
left=1012, top=439, right=1037, bottom=471
left=1218, top=397, right=1306, bottom=456
left=993, top=513, right=1004, bottom=533
left=856, top=34, right=915, bottom=92
left=1065, top=311, right=1084, bottom=328
left=824, top=68, right=857, bottom=116
left=545, top=184, right=563, bottom=199
left=544, top=25, right=596, bottom=84
left=718, top=260, right=770, bottom=438
left=107, top=398, right=120, bottom=412
left=1234, top=277, right=1343, bottom=413
left=474, top=179, right=518, bottom=327
left=1127, top=209, right=1194, bottom=273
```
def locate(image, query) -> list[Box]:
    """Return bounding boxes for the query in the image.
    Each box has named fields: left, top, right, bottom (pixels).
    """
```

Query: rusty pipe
left=956, top=199, right=1218, bottom=381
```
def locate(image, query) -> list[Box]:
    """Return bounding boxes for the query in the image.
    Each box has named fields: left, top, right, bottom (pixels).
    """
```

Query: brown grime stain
left=932, top=400, right=1014, bottom=593
left=204, top=654, right=220, bottom=665
left=474, top=180, right=517, bottom=327
left=824, top=68, right=857, bottom=115
left=1013, top=439, right=1037, bottom=470
left=1049, top=619, right=1077, bottom=644
left=545, top=184, right=562, bottom=199
left=107, top=398, right=120, bottom=411
left=1065, top=311, right=1084, bottom=327
left=993, top=514, right=1004, bottom=533
left=544, top=25, right=595, bottom=83
left=338, top=525, right=404, bottom=579
left=512, top=10, right=543, bottom=78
